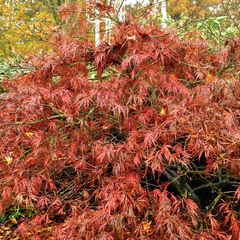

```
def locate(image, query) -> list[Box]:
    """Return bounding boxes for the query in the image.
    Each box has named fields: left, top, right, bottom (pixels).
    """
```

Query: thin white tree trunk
left=161, top=1, right=167, bottom=28
left=95, top=10, right=100, bottom=46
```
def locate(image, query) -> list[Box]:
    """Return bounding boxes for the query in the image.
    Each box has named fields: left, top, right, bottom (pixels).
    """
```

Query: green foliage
left=176, top=15, right=239, bottom=41
left=0, top=204, right=37, bottom=224
left=0, top=213, right=7, bottom=223
left=8, top=206, right=24, bottom=219
left=0, top=55, right=30, bottom=93
left=0, top=56, right=19, bottom=81
left=0, top=56, right=16, bottom=93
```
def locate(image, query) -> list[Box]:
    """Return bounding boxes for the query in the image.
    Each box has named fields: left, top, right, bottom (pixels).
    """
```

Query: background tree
left=0, top=0, right=53, bottom=58
left=167, top=0, right=222, bottom=20
left=0, top=0, right=86, bottom=59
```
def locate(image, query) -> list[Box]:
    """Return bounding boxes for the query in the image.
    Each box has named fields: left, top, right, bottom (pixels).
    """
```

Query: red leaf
left=161, top=144, right=172, bottom=161
left=24, top=157, right=37, bottom=165
left=133, top=153, right=141, bottom=167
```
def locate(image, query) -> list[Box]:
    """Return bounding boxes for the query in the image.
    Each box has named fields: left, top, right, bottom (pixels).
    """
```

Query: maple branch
left=132, top=0, right=156, bottom=17
left=162, top=169, right=201, bottom=208
left=142, top=57, right=162, bottom=70
left=108, top=67, right=119, bottom=74
left=0, top=112, right=95, bottom=137
left=219, top=77, right=240, bottom=100
left=172, top=55, right=208, bottom=70
left=205, top=193, right=221, bottom=212
left=0, top=114, right=67, bottom=126
left=181, top=170, right=240, bottom=180
left=198, top=20, right=225, bottom=42
left=152, top=33, right=170, bottom=38
left=190, top=180, right=239, bottom=195
left=104, top=12, right=120, bottom=25
left=179, top=78, right=201, bottom=87
left=114, top=0, right=125, bottom=23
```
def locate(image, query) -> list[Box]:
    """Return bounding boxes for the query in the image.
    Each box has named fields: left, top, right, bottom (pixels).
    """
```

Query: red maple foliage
left=0, top=2, right=240, bottom=239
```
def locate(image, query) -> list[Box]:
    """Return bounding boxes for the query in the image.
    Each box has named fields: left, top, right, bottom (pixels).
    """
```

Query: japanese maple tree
left=0, top=1, right=240, bottom=239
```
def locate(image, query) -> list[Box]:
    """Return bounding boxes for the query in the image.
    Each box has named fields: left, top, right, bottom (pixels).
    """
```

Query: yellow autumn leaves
left=5, top=156, right=12, bottom=165
left=0, top=0, right=89, bottom=59
left=160, top=108, right=165, bottom=115
left=142, top=220, right=152, bottom=230
left=0, top=0, right=55, bottom=58
left=167, top=0, right=223, bottom=20
left=26, top=132, right=34, bottom=138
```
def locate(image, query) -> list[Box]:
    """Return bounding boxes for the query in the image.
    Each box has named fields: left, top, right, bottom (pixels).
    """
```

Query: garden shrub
left=0, top=4, right=240, bottom=239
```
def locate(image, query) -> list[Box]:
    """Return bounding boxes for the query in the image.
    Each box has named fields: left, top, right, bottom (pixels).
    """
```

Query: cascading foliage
left=0, top=1, right=240, bottom=239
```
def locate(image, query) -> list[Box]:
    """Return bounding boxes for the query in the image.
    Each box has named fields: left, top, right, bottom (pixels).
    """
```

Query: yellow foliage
left=0, top=0, right=56, bottom=58
left=167, top=0, right=221, bottom=20
left=10, top=218, right=18, bottom=224
left=0, top=0, right=89, bottom=59
left=26, top=132, right=34, bottom=138
left=142, top=221, right=152, bottom=230
left=5, top=155, right=12, bottom=165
